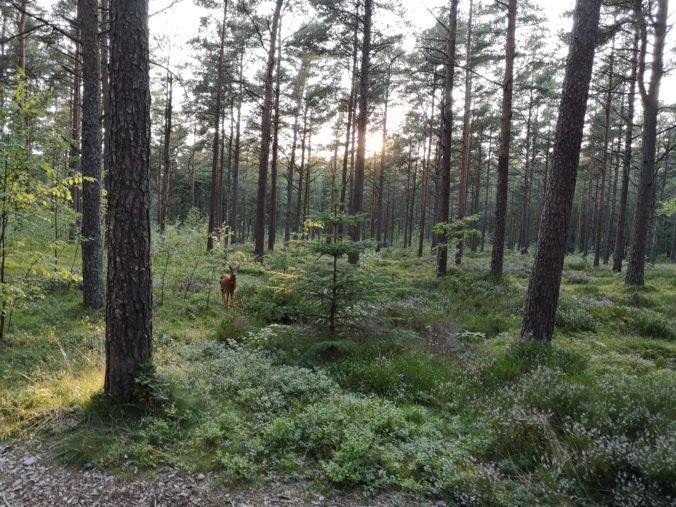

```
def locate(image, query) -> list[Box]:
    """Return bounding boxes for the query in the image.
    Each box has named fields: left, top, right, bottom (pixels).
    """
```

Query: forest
left=0, top=0, right=675, bottom=505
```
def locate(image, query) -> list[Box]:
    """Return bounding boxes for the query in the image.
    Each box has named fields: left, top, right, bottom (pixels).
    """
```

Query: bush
left=556, top=297, right=598, bottom=333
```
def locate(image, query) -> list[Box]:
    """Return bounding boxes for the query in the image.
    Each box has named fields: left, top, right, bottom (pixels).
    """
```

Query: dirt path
left=0, top=444, right=437, bottom=507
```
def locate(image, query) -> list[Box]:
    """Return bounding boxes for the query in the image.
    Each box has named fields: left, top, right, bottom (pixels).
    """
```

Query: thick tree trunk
left=490, top=0, right=517, bottom=277
left=626, top=0, right=668, bottom=285
left=254, top=0, right=284, bottom=261
left=348, top=0, right=373, bottom=264
left=79, top=0, right=104, bottom=309
left=434, top=0, right=458, bottom=276
left=105, top=0, right=153, bottom=401
left=520, top=0, right=602, bottom=341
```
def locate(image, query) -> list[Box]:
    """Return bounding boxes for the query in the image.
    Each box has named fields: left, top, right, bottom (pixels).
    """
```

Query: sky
left=145, top=0, right=676, bottom=109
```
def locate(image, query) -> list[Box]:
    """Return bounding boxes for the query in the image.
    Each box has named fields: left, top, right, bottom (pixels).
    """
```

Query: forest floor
left=0, top=443, right=420, bottom=506
left=1, top=233, right=675, bottom=506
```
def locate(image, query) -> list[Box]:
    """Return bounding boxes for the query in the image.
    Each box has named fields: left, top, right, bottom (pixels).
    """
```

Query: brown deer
left=220, top=260, right=240, bottom=308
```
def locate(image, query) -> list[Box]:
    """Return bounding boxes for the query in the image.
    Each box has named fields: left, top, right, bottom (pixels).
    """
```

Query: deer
left=220, top=259, right=240, bottom=308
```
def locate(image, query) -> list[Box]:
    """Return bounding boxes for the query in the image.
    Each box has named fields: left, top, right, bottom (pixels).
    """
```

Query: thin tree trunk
left=418, top=87, right=436, bottom=257
left=348, top=0, right=373, bottom=264
left=613, top=24, right=639, bottom=273
left=594, top=40, right=615, bottom=266
left=17, top=0, right=27, bottom=69
left=100, top=0, right=111, bottom=196
left=254, top=0, right=284, bottom=261
left=434, top=0, right=459, bottom=276
left=456, top=0, right=473, bottom=265
left=481, top=135, right=493, bottom=252
left=79, top=0, right=104, bottom=309
left=296, top=106, right=308, bottom=235
left=207, top=1, right=228, bottom=251
left=490, top=0, right=517, bottom=277
left=229, top=57, right=243, bottom=245
left=268, top=22, right=282, bottom=251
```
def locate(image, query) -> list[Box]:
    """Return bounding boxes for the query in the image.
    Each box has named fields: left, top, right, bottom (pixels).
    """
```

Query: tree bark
left=594, top=40, right=615, bottom=266
left=79, top=0, right=104, bottom=309
left=490, top=0, right=517, bottom=277
left=228, top=57, right=243, bottom=245
left=520, top=0, right=602, bottom=341
left=207, top=1, right=228, bottom=251
left=626, top=0, right=668, bottom=285
left=105, top=0, right=153, bottom=401
left=348, top=0, right=373, bottom=264
left=268, top=23, right=282, bottom=251
left=418, top=87, right=436, bottom=258
left=455, top=0, right=473, bottom=265
left=254, top=0, right=284, bottom=261
left=100, top=0, right=111, bottom=197
left=434, top=0, right=459, bottom=276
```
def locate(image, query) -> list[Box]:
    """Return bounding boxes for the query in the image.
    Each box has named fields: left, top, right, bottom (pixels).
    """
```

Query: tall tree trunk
left=158, top=72, right=172, bottom=233
left=105, top=0, right=152, bottom=401
left=17, top=0, right=27, bottom=69
left=434, top=0, right=459, bottom=276
left=407, top=157, right=418, bottom=249
left=100, top=0, right=111, bottom=196
left=303, top=124, right=312, bottom=238
left=626, top=0, right=668, bottom=285
left=418, top=88, right=436, bottom=258
left=268, top=23, right=282, bottom=251
left=455, top=0, right=473, bottom=265
left=470, top=129, right=483, bottom=252
left=207, top=1, right=228, bottom=251
left=79, top=0, right=104, bottom=309
left=518, top=91, right=535, bottom=254
left=284, top=58, right=309, bottom=243
left=520, top=0, right=602, bottom=341
left=69, top=36, right=82, bottom=220
left=296, top=106, right=308, bottom=235
left=604, top=131, right=622, bottom=263
left=594, top=40, right=615, bottom=266
left=254, top=0, right=284, bottom=261
left=229, top=57, right=243, bottom=245
left=348, top=0, right=373, bottom=264
left=490, top=0, right=517, bottom=277
left=481, top=135, right=493, bottom=252
left=340, top=4, right=360, bottom=235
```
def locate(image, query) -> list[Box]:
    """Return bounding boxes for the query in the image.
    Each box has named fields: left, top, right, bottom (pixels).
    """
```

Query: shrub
left=482, top=340, right=588, bottom=385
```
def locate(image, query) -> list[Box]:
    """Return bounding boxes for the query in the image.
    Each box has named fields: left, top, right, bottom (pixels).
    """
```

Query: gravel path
left=0, top=443, right=434, bottom=507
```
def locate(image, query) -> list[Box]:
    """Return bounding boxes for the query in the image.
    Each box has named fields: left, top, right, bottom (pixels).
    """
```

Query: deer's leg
left=221, top=289, right=226, bottom=308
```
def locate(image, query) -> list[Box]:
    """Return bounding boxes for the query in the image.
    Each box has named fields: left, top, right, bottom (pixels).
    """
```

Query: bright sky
left=146, top=0, right=676, bottom=108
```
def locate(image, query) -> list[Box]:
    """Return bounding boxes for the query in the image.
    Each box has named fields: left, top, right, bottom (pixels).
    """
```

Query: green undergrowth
left=1, top=245, right=675, bottom=506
